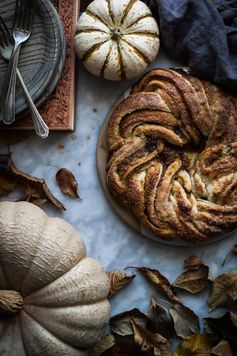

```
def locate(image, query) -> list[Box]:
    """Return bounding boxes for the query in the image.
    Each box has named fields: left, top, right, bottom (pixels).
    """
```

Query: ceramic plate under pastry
left=96, top=84, right=232, bottom=247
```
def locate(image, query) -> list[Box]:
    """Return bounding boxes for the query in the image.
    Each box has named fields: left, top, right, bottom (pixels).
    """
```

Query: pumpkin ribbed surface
left=0, top=202, right=110, bottom=355
left=106, top=68, right=237, bottom=243
left=75, top=0, right=159, bottom=80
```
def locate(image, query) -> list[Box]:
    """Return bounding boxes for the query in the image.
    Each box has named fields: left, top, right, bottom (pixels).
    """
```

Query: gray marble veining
left=2, top=53, right=237, bottom=328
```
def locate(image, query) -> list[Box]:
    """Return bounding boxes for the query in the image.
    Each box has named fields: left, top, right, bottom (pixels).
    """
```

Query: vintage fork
left=0, top=16, right=49, bottom=138
left=0, top=0, right=34, bottom=125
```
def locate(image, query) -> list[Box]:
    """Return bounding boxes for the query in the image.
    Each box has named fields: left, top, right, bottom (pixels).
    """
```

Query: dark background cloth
left=144, top=0, right=237, bottom=93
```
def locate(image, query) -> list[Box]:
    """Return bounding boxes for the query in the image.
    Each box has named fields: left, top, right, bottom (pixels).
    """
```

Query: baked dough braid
left=106, top=69, right=237, bottom=242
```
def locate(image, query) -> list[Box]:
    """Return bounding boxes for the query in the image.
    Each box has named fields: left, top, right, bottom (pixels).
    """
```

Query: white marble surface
left=1, top=52, right=237, bottom=332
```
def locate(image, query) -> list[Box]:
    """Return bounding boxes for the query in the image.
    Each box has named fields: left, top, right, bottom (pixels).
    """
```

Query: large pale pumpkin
left=75, top=0, right=160, bottom=81
left=0, top=202, right=110, bottom=355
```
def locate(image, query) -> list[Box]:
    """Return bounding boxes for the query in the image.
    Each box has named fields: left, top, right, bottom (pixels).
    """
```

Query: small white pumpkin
left=75, top=0, right=160, bottom=81
left=0, top=202, right=110, bottom=356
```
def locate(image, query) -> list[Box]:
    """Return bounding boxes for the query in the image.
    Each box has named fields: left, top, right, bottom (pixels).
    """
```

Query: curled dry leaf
left=0, top=154, right=65, bottom=210
left=222, top=244, right=237, bottom=266
left=184, top=256, right=204, bottom=270
left=205, top=311, right=237, bottom=346
left=88, top=335, right=116, bottom=356
left=0, top=132, right=28, bottom=145
left=0, top=172, right=17, bottom=196
left=131, top=319, right=172, bottom=356
left=170, top=303, right=200, bottom=339
left=232, top=244, right=237, bottom=255
left=0, top=154, right=18, bottom=195
left=107, top=271, right=136, bottom=298
left=173, top=265, right=210, bottom=294
left=138, top=267, right=181, bottom=304
left=208, top=271, right=237, bottom=311
left=147, top=297, right=174, bottom=340
left=102, top=343, right=145, bottom=355
left=211, top=339, right=233, bottom=356
left=56, top=168, right=80, bottom=198
left=231, top=311, right=237, bottom=327
left=110, top=309, right=148, bottom=336
left=174, top=333, right=216, bottom=356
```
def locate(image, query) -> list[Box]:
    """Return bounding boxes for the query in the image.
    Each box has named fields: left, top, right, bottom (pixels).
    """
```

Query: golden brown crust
left=106, top=69, right=237, bottom=242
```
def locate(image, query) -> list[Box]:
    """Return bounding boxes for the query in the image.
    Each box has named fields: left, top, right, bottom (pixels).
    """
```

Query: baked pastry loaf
left=106, top=69, right=237, bottom=242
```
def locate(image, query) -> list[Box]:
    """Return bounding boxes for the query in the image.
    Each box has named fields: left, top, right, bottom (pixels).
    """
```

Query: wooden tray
left=0, top=0, right=79, bottom=132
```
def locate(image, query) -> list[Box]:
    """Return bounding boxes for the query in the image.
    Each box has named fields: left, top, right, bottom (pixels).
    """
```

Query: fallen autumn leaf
left=56, top=168, right=80, bottom=198
left=173, top=265, right=210, bottom=294
left=107, top=271, right=136, bottom=298
left=208, top=271, right=237, bottom=311
left=170, top=303, right=200, bottom=339
left=147, top=297, right=174, bottom=340
left=0, top=154, right=65, bottom=210
left=174, top=333, right=216, bottom=356
left=138, top=267, right=181, bottom=304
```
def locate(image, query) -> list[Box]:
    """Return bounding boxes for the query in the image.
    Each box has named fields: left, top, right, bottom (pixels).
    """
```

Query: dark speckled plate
left=0, top=0, right=66, bottom=117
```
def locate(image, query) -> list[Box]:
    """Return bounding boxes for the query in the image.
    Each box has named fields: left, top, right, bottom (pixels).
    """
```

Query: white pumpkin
left=0, top=202, right=110, bottom=356
left=75, top=0, right=160, bottom=81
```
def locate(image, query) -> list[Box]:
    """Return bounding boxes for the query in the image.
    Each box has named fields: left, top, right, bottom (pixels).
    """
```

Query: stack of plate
left=0, top=0, right=65, bottom=118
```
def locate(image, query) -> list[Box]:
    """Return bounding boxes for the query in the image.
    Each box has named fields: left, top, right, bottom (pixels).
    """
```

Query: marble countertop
left=2, top=52, right=237, bottom=331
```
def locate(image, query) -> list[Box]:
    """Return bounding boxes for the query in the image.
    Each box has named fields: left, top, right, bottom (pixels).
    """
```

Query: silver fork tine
left=0, top=17, right=12, bottom=48
left=0, top=18, right=8, bottom=48
left=14, top=0, right=20, bottom=28
left=21, top=0, right=29, bottom=29
left=27, top=2, right=35, bottom=32
left=14, top=0, right=26, bottom=29
left=23, top=4, right=31, bottom=32
left=0, top=21, right=6, bottom=49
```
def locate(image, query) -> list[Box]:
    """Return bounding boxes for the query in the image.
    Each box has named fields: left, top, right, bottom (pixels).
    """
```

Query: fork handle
left=17, top=69, right=49, bottom=139
left=0, top=43, right=21, bottom=124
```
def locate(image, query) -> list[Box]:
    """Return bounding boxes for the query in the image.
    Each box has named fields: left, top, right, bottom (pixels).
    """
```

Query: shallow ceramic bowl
left=0, top=0, right=66, bottom=117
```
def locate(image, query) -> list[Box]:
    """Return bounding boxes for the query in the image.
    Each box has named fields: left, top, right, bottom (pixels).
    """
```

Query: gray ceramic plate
left=0, top=0, right=66, bottom=117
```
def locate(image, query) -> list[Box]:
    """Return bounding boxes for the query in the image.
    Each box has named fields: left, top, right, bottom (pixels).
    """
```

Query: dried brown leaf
left=230, top=311, right=237, bottom=327
left=0, top=173, right=17, bottom=196
left=222, top=245, right=237, bottom=266
left=131, top=319, right=172, bottom=356
left=173, top=265, right=210, bottom=294
left=0, top=132, right=28, bottom=145
left=147, top=297, right=174, bottom=339
left=110, top=309, right=148, bottom=336
left=208, top=271, right=237, bottom=311
left=101, top=343, right=145, bottom=355
left=211, top=339, right=233, bottom=356
left=232, top=244, right=237, bottom=254
left=170, top=303, right=200, bottom=339
left=0, top=154, right=17, bottom=196
left=138, top=267, right=181, bottom=304
left=184, top=256, right=204, bottom=270
left=56, top=168, right=80, bottom=198
left=107, top=271, right=136, bottom=298
left=205, top=311, right=237, bottom=346
left=0, top=154, right=65, bottom=210
left=88, top=335, right=116, bottom=356
left=29, top=198, right=48, bottom=208
left=174, top=333, right=216, bottom=356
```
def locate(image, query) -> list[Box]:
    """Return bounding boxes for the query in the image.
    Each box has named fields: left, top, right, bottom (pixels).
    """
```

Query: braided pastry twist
left=106, top=69, right=237, bottom=242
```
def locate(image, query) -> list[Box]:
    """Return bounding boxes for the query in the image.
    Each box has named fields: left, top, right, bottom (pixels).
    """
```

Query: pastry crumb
left=58, top=144, right=64, bottom=150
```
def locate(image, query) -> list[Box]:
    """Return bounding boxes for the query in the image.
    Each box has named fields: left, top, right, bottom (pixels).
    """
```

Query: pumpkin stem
left=0, top=290, right=23, bottom=316
left=111, top=28, right=123, bottom=41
